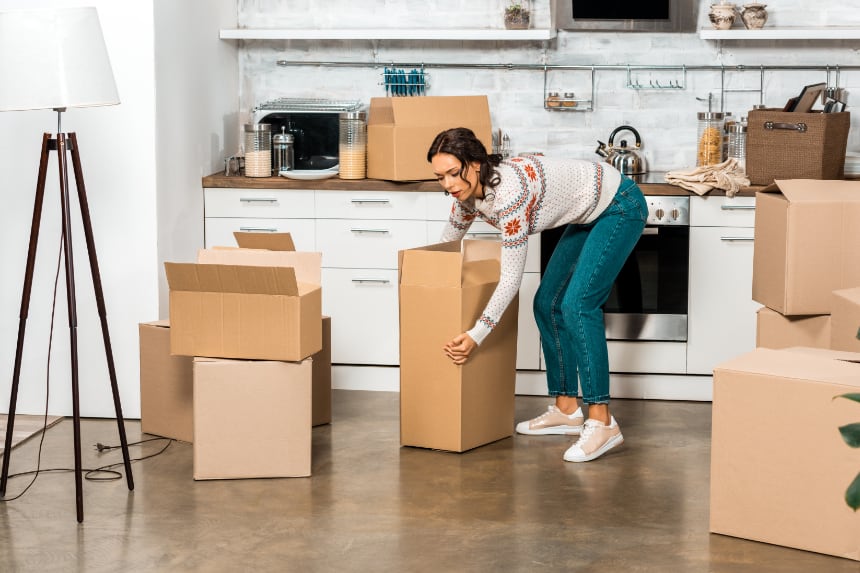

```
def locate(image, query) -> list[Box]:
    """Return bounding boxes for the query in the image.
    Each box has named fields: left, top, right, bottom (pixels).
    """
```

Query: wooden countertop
left=202, top=172, right=761, bottom=197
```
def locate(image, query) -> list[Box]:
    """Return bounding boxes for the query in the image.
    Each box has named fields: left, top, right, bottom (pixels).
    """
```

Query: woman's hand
left=443, top=333, right=477, bottom=365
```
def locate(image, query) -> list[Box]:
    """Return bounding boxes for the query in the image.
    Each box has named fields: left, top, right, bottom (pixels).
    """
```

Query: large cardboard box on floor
left=399, top=240, right=518, bottom=452
left=193, top=356, right=312, bottom=479
left=710, top=347, right=860, bottom=561
left=752, top=179, right=860, bottom=315
left=164, top=233, right=322, bottom=361
left=755, top=306, right=831, bottom=350
left=139, top=321, right=194, bottom=442
left=367, top=95, right=493, bottom=181
left=831, top=287, right=860, bottom=352
left=312, top=316, right=332, bottom=426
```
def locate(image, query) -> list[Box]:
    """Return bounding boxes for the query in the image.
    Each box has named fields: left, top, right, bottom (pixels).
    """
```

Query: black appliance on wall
left=540, top=196, right=690, bottom=342
left=252, top=98, right=363, bottom=170
left=555, top=0, right=697, bottom=33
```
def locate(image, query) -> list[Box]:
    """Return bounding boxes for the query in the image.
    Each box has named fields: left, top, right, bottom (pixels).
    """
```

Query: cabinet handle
left=351, top=278, right=391, bottom=285
left=351, top=199, right=391, bottom=205
left=720, top=204, right=755, bottom=211
left=466, top=231, right=501, bottom=238
left=350, top=228, right=390, bottom=235
left=720, top=236, right=754, bottom=242
left=239, top=226, right=278, bottom=232
left=239, top=197, right=278, bottom=204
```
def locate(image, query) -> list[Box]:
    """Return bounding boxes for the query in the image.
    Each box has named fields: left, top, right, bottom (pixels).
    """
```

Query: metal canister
left=272, top=127, right=294, bottom=174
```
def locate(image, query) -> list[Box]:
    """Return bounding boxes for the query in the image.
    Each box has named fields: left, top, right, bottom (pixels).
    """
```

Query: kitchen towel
left=665, top=158, right=750, bottom=197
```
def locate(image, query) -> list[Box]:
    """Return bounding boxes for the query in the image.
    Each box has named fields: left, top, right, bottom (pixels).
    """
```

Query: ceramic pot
left=740, top=3, right=768, bottom=30
left=708, top=3, right=737, bottom=30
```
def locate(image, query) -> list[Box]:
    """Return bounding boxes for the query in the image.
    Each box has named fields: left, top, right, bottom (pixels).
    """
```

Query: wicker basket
left=746, top=109, right=850, bottom=185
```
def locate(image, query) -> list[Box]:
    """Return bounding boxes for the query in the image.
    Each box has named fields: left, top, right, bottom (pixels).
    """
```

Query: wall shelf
left=220, top=28, right=557, bottom=41
left=699, top=26, right=860, bottom=40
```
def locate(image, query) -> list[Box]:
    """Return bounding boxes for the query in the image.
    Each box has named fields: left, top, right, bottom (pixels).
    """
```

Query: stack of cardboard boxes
left=140, top=233, right=330, bottom=480
left=710, top=180, right=860, bottom=561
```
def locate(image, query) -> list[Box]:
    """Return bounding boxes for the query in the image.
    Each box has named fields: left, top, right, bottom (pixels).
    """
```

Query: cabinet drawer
left=315, top=190, right=426, bottom=219
left=204, top=188, right=315, bottom=218
left=321, top=268, right=399, bottom=365
left=689, top=195, right=756, bottom=228
left=316, top=219, right=427, bottom=269
left=204, top=217, right=315, bottom=250
left=427, top=220, right=541, bottom=273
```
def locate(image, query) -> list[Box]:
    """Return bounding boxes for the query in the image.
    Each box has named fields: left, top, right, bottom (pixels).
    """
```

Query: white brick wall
left=234, top=0, right=860, bottom=171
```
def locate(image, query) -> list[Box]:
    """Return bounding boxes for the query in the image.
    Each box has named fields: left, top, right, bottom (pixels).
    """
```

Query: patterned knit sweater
left=440, top=155, right=622, bottom=345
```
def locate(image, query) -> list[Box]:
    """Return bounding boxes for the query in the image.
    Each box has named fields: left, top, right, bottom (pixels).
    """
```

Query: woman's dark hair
left=427, top=127, right=502, bottom=190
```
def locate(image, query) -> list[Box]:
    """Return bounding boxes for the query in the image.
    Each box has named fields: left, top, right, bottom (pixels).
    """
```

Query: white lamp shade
left=0, top=6, right=119, bottom=112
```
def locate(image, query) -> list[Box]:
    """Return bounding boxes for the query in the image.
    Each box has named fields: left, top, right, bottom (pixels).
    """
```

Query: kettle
left=595, top=125, right=648, bottom=181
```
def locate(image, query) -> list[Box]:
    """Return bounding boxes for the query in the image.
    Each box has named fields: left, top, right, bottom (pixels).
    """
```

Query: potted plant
left=504, top=0, right=531, bottom=30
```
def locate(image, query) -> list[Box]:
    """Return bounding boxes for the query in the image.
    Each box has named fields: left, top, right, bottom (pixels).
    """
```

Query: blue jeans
left=533, top=177, right=647, bottom=404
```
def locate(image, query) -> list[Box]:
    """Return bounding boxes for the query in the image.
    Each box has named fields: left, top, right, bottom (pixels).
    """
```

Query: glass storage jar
left=727, top=118, right=748, bottom=170
left=339, top=111, right=367, bottom=180
left=696, top=112, right=725, bottom=166
left=272, top=127, right=294, bottom=174
left=244, top=123, right=272, bottom=177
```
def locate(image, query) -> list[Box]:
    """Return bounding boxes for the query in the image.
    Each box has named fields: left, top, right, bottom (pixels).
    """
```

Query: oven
left=540, top=195, right=690, bottom=342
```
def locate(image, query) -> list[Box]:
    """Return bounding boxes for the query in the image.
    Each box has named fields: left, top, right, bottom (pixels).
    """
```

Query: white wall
left=236, top=0, right=860, bottom=170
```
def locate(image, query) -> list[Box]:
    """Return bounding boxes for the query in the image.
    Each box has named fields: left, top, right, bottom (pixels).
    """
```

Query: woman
left=428, top=127, right=646, bottom=463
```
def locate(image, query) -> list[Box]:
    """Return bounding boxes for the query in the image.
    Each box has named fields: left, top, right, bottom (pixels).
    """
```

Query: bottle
left=696, top=112, right=725, bottom=166
left=272, top=127, right=294, bottom=174
left=338, top=111, right=367, bottom=179
left=545, top=92, right=561, bottom=108
left=727, top=118, right=748, bottom=170
left=562, top=92, right=577, bottom=108
left=243, top=123, right=272, bottom=177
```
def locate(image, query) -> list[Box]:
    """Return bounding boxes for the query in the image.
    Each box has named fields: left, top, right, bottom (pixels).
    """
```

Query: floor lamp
left=0, top=7, right=134, bottom=523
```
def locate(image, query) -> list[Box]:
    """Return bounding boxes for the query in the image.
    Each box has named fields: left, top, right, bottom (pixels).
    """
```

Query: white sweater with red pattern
left=439, top=155, right=622, bottom=345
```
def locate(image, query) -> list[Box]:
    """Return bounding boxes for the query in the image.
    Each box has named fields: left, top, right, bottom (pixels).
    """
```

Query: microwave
left=555, top=0, right=697, bottom=33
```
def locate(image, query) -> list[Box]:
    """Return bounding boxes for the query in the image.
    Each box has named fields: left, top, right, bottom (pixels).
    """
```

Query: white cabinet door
left=204, top=217, right=316, bottom=250
left=517, top=272, right=541, bottom=370
left=316, top=219, right=428, bottom=269
left=321, top=268, right=400, bottom=366
left=315, top=190, right=427, bottom=220
left=687, top=225, right=760, bottom=374
left=204, top=188, right=315, bottom=218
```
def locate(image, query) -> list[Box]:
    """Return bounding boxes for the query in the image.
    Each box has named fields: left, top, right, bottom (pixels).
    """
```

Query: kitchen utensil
left=595, top=125, right=648, bottom=179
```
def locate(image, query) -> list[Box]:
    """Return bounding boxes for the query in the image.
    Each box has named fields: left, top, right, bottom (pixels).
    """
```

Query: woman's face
left=431, top=152, right=482, bottom=202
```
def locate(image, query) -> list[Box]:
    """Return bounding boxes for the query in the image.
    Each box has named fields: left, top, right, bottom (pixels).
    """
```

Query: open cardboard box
left=831, top=287, right=860, bottom=353
left=752, top=179, right=860, bottom=315
left=399, top=239, right=518, bottom=452
left=139, top=320, right=194, bottom=442
left=711, top=347, right=860, bottom=561
left=164, top=233, right=322, bottom=362
left=367, top=95, right=493, bottom=181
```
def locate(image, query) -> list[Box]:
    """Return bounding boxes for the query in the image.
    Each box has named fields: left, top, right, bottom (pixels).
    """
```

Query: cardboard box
left=367, top=95, right=493, bottom=181
left=831, top=287, right=860, bottom=352
left=746, top=108, right=850, bottom=185
left=752, top=180, right=860, bottom=315
left=399, top=240, right=518, bottom=452
left=312, top=316, right=332, bottom=426
left=710, top=347, right=860, bottom=561
left=138, top=321, right=194, bottom=442
left=164, top=233, right=323, bottom=361
left=193, top=356, right=312, bottom=479
left=755, top=306, right=831, bottom=350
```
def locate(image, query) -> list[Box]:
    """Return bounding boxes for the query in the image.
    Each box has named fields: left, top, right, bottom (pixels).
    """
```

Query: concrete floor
left=0, top=391, right=856, bottom=572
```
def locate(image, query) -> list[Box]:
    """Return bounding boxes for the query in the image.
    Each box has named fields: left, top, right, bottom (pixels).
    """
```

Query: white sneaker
left=563, top=417, right=624, bottom=462
left=515, top=405, right=584, bottom=436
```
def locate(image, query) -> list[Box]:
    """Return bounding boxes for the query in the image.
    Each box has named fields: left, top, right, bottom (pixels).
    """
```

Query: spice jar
left=696, top=112, right=725, bottom=166
left=545, top=92, right=561, bottom=108
left=562, top=92, right=577, bottom=108
left=244, top=123, right=272, bottom=177
left=727, top=118, right=747, bottom=170
left=272, top=127, right=294, bottom=174
left=338, top=111, right=367, bottom=180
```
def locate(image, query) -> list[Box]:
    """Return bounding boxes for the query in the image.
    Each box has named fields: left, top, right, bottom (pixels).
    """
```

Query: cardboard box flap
left=716, top=347, right=860, bottom=388
left=765, top=179, right=860, bottom=202
left=400, top=249, right=463, bottom=287
left=368, top=98, right=395, bottom=125
left=461, top=258, right=500, bottom=287
left=164, top=262, right=299, bottom=296
left=463, top=239, right=501, bottom=263
left=196, top=248, right=321, bottom=285
left=233, top=231, right=295, bottom=252
left=141, top=319, right=170, bottom=329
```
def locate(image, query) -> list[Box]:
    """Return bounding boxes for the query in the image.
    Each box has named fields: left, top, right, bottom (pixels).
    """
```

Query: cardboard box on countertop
left=139, top=321, right=194, bottom=443
left=752, top=179, right=860, bottom=315
left=164, top=233, right=323, bottom=362
left=399, top=239, right=518, bottom=453
left=710, top=347, right=860, bottom=561
left=367, top=95, right=493, bottom=181
left=755, top=306, right=831, bottom=350
left=193, top=356, right=312, bottom=480
left=830, top=287, right=860, bottom=353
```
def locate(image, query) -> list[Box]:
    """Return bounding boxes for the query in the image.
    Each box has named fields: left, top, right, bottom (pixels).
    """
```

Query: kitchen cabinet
left=686, top=195, right=761, bottom=374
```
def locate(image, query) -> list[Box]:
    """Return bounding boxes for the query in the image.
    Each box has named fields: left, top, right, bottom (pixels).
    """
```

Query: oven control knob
left=654, top=208, right=665, bottom=220
left=671, top=208, right=680, bottom=220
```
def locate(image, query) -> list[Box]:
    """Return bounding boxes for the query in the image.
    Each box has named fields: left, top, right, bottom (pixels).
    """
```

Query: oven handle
left=641, top=227, right=659, bottom=235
